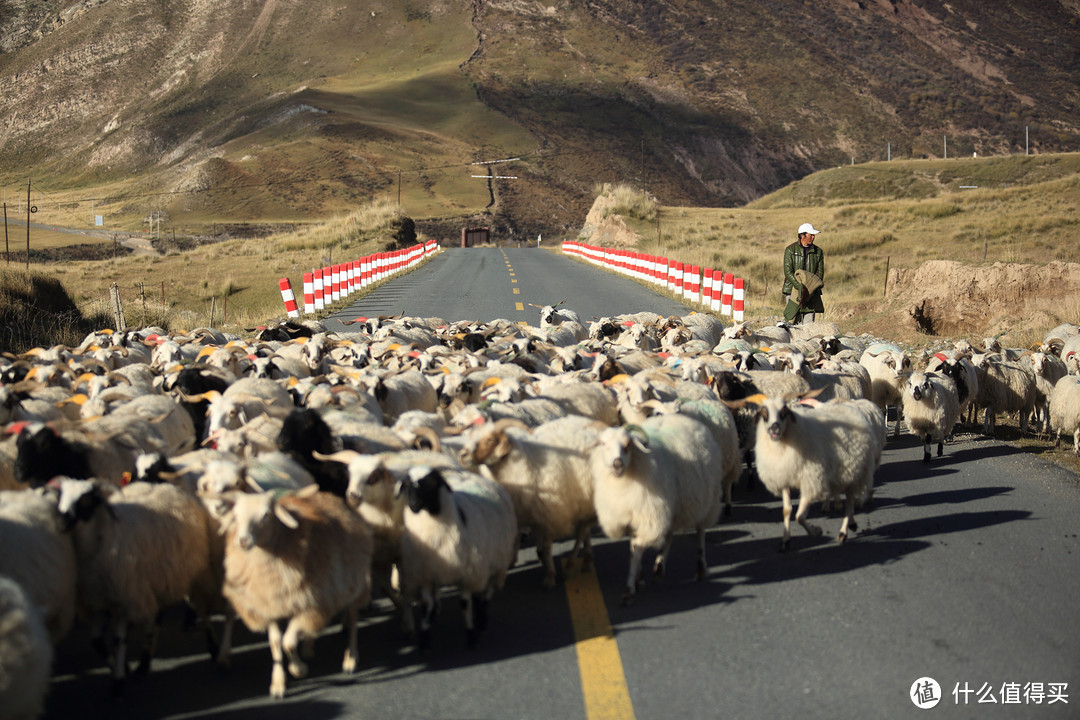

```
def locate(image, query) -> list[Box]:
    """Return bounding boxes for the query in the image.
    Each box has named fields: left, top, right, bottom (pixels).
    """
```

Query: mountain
left=1, top=0, right=1078, bottom=239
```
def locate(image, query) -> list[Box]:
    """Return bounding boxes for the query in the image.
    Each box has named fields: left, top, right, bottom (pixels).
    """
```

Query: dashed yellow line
left=565, top=562, right=636, bottom=720
left=513, top=288, right=520, bottom=295
left=515, top=302, right=524, bottom=312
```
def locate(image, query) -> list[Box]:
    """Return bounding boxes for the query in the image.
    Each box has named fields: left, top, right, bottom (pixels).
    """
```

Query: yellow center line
left=513, top=288, right=520, bottom=294
left=515, top=302, right=524, bottom=312
left=511, top=279, right=517, bottom=284
left=564, top=561, right=636, bottom=720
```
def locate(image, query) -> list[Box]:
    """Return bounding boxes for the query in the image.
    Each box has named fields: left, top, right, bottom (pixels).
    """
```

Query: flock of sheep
left=1, top=303, right=1078, bottom=716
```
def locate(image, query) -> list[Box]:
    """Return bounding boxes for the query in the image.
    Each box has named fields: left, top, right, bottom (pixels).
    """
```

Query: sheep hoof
left=696, top=561, right=707, bottom=581
left=620, top=587, right=635, bottom=606
left=779, top=538, right=791, bottom=553
left=848, top=519, right=859, bottom=532
left=837, top=531, right=847, bottom=544
left=288, top=659, right=308, bottom=679
left=270, top=671, right=286, bottom=700
left=652, top=558, right=666, bottom=579
left=922, top=451, right=931, bottom=463
left=806, top=525, right=823, bottom=538
left=342, top=652, right=356, bottom=675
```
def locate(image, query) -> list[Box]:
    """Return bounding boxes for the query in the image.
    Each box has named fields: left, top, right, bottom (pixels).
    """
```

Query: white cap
left=798, top=222, right=821, bottom=235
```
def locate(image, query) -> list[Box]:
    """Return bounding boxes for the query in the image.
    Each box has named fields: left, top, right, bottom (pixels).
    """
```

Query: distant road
left=323, top=246, right=693, bottom=329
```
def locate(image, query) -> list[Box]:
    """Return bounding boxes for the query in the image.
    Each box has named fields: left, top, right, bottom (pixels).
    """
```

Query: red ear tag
left=4, top=421, right=30, bottom=436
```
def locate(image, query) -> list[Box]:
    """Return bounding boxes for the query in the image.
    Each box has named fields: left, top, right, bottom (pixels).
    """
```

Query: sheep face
left=404, top=467, right=451, bottom=516
left=344, top=457, right=392, bottom=509
left=758, top=400, right=794, bottom=442
left=907, top=373, right=934, bottom=402
left=55, top=478, right=109, bottom=530
left=458, top=427, right=512, bottom=468
left=228, top=492, right=298, bottom=551
left=595, top=427, right=647, bottom=477
left=14, top=425, right=91, bottom=488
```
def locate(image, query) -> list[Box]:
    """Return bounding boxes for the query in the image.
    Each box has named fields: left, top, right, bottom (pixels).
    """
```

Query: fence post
left=109, top=283, right=126, bottom=332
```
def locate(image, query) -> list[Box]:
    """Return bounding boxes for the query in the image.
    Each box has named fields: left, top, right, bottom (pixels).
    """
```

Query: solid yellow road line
left=515, top=302, right=524, bottom=312
left=564, top=563, right=636, bottom=720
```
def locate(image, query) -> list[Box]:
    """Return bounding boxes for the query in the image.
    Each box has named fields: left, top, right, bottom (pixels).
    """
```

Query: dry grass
left=607, top=155, right=1080, bottom=330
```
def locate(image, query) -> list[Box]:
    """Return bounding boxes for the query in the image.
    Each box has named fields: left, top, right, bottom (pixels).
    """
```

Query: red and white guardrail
left=279, top=240, right=440, bottom=316
left=560, top=241, right=745, bottom=321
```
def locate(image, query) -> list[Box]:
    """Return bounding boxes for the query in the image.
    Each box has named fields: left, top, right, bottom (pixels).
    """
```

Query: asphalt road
left=40, top=247, right=1080, bottom=720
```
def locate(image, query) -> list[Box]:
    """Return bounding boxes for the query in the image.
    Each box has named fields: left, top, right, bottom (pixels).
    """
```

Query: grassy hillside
left=1, top=0, right=1078, bottom=240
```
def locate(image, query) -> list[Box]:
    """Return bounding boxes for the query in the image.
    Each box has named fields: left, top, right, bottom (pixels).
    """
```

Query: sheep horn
left=313, top=449, right=362, bottom=464
left=411, top=426, right=442, bottom=452
left=491, top=418, right=530, bottom=434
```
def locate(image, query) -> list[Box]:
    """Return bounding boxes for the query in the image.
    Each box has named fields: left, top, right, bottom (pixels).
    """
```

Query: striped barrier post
left=667, top=259, right=678, bottom=292
left=302, top=272, right=314, bottom=314
left=278, top=278, right=300, bottom=318
left=703, top=268, right=713, bottom=309
left=690, top=265, right=701, bottom=303
left=721, top=272, right=734, bottom=316
left=681, top=263, right=692, bottom=300
left=331, top=264, right=340, bottom=302
left=711, top=270, right=722, bottom=312
left=733, top=278, right=745, bottom=321
left=313, top=268, right=325, bottom=310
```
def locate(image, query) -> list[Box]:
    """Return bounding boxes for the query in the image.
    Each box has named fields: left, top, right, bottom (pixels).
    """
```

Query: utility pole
left=887, top=141, right=891, bottom=161
left=1026, top=126, right=1030, bottom=156
left=944, top=135, right=948, bottom=160
left=397, top=170, right=402, bottom=208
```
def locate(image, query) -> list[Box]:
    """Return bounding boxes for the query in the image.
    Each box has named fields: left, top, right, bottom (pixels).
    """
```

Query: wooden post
left=222, top=296, right=228, bottom=326
left=109, top=283, right=127, bottom=332
left=26, top=179, right=31, bottom=272
left=3, top=202, right=8, bottom=262
left=208, top=297, right=216, bottom=327
left=883, top=256, right=890, bottom=297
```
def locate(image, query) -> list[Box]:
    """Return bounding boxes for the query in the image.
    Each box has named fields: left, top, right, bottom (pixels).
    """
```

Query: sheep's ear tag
left=482, top=377, right=502, bottom=388
left=934, top=353, right=948, bottom=363
left=4, top=421, right=30, bottom=436
left=274, top=502, right=300, bottom=529
left=120, top=472, right=132, bottom=486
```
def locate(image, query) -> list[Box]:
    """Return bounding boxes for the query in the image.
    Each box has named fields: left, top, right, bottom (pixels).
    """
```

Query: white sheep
left=1023, top=351, right=1068, bottom=433
left=970, top=352, right=1037, bottom=436
left=457, top=416, right=605, bottom=587
left=213, top=485, right=373, bottom=698
left=1049, top=375, right=1080, bottom=455
left=0, top=489, right=77, bottom=645
left=925, top=352, right=979, bottom=427
left=589, top=414, right=727, bottom=605
left=398, top=465, right=519, bottom=650
left=754, top=394, right=879, bottom=550
left=901, top=372, right=961, bottom=462
left=859, top=343, right=912, bottom=436
left=54, top=478, right=220, bottom=695
left=0, top=574, right=52, bottom=720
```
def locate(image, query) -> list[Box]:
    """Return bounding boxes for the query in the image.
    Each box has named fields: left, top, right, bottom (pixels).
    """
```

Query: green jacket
left=782, top=240, right=825, bottom=320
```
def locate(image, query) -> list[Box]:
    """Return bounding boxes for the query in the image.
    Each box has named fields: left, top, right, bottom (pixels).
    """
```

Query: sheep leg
left=780, top=487, right=794, bottom=552
left=283, top=614, right=321, bottom=679
left=937, top=438, right=945, bottom=457
left=216, top=606, right=236, bottom=668
left=695, top=527, right=708, bottom=581
left=267, top=621, right=287, bottom=699
left=653, top=532, right=675, bottom=579
left=111, top=618, right=129, bottom=697
left=1074, top=428, right=1080, bottom=456
left=622, top=542, right=647, bottom=605
left=418, top=587, right=436, bottom=652
left=462, top=594, right=480, bottom=650
left=538, top=532, right=557, bottom=589
left=342, top=604, right=359, bottom=674
left=794, top=492, right=822, bottom=540
left=136, top=609, right=165, bottom=676
left=837, top=493, right=856, bottom=543
left=566, top=523, right=594, bottom=573
left=922, top=434, right=932, bottom=463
